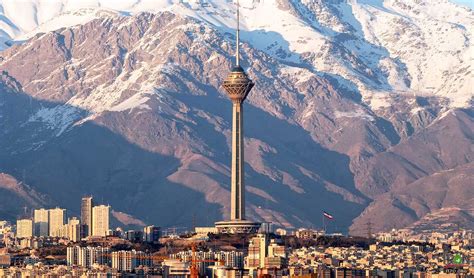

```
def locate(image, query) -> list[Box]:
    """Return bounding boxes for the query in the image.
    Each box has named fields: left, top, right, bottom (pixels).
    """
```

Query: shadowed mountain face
left=0, top=12, right=472, bottom=233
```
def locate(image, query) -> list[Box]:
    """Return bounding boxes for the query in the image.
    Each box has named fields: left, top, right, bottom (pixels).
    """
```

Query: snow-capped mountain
left=0, top=0, right=472, bottom=233
left=1, top=0, right=472, bottom=108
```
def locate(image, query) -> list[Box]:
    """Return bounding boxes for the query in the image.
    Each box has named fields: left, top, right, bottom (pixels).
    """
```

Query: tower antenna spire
left=236, top=0, right=240, bottom=67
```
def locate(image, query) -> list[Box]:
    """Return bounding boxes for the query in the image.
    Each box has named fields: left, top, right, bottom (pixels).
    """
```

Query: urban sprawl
left=0, top=196, right=472, bottom=277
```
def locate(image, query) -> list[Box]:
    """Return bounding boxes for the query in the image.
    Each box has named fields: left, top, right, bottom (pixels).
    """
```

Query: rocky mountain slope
left=0, top=0, right=472, bottom=233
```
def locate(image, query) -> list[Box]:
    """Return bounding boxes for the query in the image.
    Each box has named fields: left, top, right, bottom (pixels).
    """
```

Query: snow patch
left=109, top=91, right=154, bottom=112
left=335, top=109, right=375, bottom=121
left=368, top=94, right=392, bottom=110
left=301, top=100, right=316, bottom=121
left=280, top=66, right=315, bottom=85
left=28, top=105, right=83, bottom=136
left=411, top=106, right=424, bottom=115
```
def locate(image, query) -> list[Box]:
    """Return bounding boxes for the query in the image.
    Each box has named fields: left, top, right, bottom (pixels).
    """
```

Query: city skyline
left=1, top=216, right=472, bottom=276
left=12, top=196, right=112, bottom=241
left=0, top=189, right=472, bottom=276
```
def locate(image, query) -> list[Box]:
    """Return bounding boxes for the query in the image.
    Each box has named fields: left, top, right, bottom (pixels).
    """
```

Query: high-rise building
left=67, top=246, right=110, bottom=267
left=69, top=217, right=81, bottom=242
left=81, top=196, right=93, bottom=237
left=59, top=217, right=81, bottom=242
left=125, top=230, right=144, bottom=242
left=214, top=0, right=260, bottom=234
left=33, top=208, right=49, bottom=237
left=143, top=225, right=161, bottom=243
left=245, top=234, right=287, bottom=270
left=49, top=208, right=66, bottom=237
left=246, top=234, right=268, bottom=269
left=267, top=239, right=286, bottom=258
left=16, top=219, right=33, bottom=238
left=265, top=239, right=287, bottom=269
left=92, top=205, right=110, bottom=237
left=67, top=246, right=81, bottom=266
left=111, top=250, right=151, bottom=272
left=216, top=251, right=244, bottom=269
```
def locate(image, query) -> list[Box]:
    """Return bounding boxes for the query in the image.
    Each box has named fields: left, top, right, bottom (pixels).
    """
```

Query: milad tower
left=215, top=1, right=261, bottom=234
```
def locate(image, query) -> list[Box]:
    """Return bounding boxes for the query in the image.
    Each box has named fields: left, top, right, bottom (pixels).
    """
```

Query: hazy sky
left=450, top=0, right=474, bottom=8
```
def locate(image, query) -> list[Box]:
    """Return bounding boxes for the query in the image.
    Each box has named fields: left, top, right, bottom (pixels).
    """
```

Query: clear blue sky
left=450, top=0, right=474, bottom=9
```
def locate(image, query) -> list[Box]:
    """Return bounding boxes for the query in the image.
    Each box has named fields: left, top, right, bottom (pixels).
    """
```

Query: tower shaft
left=231, top=101, right=245, bottom=220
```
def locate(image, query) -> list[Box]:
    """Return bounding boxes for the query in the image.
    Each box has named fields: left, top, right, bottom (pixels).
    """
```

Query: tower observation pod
left=215, top=0, right=260, bottom=234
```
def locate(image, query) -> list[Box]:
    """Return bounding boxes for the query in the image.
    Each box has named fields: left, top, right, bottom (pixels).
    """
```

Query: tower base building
left=215, top=220, right=260, bottom=234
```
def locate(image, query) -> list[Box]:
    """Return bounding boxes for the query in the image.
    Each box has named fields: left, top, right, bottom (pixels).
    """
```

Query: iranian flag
left=323, top=211, right=334, bottom=220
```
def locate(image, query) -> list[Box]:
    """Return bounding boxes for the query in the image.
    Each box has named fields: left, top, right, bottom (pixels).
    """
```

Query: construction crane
left=190, top=242, right=224, bottom=278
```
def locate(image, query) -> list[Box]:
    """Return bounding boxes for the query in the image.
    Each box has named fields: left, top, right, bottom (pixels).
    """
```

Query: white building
left=92, top=205, right=110, bottom=237
left=67, top=246, right=80, bottom=266
left=49, top=208, right=66, bottom=237
left=162, top=259, right=190, bottom=277
left=33, top=209, right=49, bottom=237
left=216, top=251, right=244, bottom=269
left=16, top=219, right=33, bottom=238
left=67, top=245, right=110, bottom=267
left=111, top=250, right=151, bottom=272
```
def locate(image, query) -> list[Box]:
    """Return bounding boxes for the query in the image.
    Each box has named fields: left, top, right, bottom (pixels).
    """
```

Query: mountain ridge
left=0, top=1, right=472, bottom=233
left=1, top=0, right=472, bottom=107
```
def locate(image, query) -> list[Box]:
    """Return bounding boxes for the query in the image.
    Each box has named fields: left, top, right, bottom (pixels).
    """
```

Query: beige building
left=92, top=205, right=110, bottom=237
left=16, top=219, right=33, bottom=238
left=49, top=208, right=66, bottom=237
left=246, top=234, right=287, bottom=271
left=33, top=208, right=49, bottom=237
left=268, top=239, right=286, bottom=258
left=195, top=227, right=218, bottom=235
left=247, top=234, right=268, bottom=269
left=295, top=228, right=323, bottom=239
left=58, top=217, right=81, bottom=242
left=67, top=217, right=81, bottom=242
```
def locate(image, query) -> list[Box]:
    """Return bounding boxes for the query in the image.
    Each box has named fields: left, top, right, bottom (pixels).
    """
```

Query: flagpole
left=322, top=213, right=326, bottom=234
